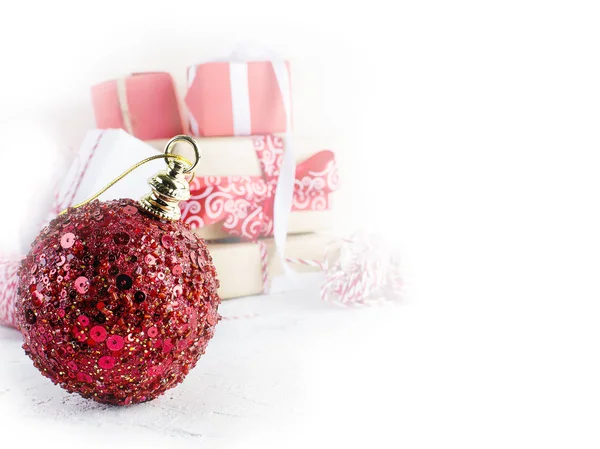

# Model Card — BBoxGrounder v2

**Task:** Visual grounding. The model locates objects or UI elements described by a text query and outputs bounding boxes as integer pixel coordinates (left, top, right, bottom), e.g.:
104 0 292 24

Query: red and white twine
53 131 106 216
258 240 269 294
285 257 326 270
0 257 23 328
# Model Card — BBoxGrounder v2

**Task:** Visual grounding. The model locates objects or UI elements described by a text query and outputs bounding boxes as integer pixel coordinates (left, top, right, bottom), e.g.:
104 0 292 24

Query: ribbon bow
179 135 338 241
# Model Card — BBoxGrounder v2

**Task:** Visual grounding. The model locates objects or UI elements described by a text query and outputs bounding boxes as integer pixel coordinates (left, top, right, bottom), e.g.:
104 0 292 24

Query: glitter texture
16 199 221 406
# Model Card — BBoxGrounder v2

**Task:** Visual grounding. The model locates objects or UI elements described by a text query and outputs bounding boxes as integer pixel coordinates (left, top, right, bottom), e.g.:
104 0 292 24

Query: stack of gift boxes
90 63 339 300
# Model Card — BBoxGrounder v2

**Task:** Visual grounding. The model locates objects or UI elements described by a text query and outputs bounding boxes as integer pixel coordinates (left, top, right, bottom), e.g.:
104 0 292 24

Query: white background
1 1 600 448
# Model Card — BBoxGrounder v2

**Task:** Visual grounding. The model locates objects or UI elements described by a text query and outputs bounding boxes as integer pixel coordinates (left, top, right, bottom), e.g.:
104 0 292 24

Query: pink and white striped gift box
185 61 292 137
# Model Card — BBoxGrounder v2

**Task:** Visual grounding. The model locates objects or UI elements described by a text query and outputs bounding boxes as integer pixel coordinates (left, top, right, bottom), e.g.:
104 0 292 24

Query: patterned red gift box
147 134 338 242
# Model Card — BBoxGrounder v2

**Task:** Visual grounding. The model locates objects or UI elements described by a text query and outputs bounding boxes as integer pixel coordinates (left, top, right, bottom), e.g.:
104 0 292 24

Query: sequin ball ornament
15 136 221 405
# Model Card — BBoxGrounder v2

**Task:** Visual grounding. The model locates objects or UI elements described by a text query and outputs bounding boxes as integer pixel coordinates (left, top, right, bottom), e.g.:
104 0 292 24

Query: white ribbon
269 60 295 271
57 129 162 207
186 66 200 136
229 62 252 136
230 45 295 271
116 78 133 134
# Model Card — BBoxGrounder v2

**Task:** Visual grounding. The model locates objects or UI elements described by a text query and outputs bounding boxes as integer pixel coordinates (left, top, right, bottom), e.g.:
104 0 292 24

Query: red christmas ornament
15 136 221 405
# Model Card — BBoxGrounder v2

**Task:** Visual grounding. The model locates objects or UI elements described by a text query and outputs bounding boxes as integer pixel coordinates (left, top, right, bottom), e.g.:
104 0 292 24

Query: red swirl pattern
180 135 338 241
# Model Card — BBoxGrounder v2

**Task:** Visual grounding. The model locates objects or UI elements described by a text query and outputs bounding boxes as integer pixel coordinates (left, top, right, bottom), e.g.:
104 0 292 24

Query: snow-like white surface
0 277 404 449
2 272 600 449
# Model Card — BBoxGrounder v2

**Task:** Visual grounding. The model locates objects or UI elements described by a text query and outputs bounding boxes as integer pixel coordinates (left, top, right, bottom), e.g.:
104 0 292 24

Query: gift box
185 61 291 137
209 233 338 299
91 72 185 140
147 134 338 241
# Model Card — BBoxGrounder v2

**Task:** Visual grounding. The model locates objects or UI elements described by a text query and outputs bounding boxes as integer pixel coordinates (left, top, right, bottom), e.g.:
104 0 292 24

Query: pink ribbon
179 134 338 241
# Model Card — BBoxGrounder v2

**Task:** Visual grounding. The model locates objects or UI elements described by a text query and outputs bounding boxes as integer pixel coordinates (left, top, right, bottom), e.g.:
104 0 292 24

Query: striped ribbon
259 240 269 294
0 257 23 328
116 79 134 135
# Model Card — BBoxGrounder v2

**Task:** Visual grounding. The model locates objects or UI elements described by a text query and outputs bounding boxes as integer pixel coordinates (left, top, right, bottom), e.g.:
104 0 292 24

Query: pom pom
321 233 402 307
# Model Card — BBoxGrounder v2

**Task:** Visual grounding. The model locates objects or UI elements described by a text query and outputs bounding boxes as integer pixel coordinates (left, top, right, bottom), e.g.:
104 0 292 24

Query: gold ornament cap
139 135 200 221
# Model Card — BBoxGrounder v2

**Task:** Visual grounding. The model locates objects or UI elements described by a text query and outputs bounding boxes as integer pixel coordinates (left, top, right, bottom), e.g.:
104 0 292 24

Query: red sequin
77 372 93 383
16 199 221 406
60 233 75 249
98 355 116 370
161 235 174 249
147 326 158 338
106 335 124 351
74 276 90 294
90 325 108 342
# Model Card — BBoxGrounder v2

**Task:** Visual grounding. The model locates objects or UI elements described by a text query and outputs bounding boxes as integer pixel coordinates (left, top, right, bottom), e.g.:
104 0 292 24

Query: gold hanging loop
60 135 201 222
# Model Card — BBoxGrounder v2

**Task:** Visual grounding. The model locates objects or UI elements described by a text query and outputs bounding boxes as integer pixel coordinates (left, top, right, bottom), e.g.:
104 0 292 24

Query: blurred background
1 1 600 447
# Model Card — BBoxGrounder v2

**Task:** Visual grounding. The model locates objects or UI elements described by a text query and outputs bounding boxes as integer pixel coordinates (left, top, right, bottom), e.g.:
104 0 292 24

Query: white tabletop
2 270 599 449
0 276 403 449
